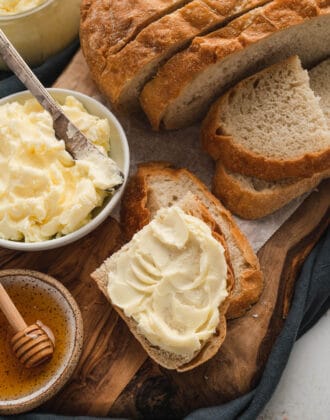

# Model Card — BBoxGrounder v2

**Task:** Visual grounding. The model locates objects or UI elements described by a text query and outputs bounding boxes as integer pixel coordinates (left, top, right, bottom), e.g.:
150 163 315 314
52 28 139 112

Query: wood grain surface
0 50 328 418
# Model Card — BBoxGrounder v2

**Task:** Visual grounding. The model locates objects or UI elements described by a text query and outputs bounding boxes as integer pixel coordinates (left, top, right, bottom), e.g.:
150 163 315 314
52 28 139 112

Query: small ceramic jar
0 0 80 70
0 269 84 414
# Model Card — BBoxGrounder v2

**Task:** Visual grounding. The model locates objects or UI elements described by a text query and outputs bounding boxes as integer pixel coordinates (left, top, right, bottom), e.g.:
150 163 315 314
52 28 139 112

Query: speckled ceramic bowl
0 88 129 252
0 269 83 415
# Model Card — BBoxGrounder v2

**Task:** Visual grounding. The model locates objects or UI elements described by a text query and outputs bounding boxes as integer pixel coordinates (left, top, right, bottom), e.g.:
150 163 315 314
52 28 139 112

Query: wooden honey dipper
0 282 55 368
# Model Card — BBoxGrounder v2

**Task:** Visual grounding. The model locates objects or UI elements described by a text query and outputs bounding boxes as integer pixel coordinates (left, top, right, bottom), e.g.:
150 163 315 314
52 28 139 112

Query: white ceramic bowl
0 0 80 70
0 88 130 251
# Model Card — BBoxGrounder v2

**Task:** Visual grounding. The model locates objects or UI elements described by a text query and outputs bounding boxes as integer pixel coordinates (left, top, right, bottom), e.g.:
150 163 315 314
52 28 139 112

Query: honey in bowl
0 274 75 402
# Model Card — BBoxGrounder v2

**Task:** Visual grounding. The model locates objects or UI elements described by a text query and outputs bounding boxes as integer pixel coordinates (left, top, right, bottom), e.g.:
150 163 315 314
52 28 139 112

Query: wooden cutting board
1 50 329 419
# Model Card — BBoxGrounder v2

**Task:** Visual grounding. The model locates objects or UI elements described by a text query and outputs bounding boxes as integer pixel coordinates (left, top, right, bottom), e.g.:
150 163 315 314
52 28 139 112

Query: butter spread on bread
92 192 234 371
108 206 228 358
121 162 263 320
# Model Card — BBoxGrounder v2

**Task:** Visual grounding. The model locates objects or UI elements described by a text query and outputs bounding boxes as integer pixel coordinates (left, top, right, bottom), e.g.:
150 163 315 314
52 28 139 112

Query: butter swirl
108 206 228 358
0 96 114 242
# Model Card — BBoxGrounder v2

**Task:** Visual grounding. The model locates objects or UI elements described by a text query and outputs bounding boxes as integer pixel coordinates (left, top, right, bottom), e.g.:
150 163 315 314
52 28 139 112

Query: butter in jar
0 1 47 15
0 0 80 70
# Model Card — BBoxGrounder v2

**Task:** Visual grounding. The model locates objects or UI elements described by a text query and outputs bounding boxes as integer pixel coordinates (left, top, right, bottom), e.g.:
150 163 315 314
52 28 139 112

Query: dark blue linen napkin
186 227 330 420
0 40 79 99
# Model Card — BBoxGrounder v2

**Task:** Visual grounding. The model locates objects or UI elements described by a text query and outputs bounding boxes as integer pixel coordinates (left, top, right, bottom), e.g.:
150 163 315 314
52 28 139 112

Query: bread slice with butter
91 192 234 371
120 162 263 319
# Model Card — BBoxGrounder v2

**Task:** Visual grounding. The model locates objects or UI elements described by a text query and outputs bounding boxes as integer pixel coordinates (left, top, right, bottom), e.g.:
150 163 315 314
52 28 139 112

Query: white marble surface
259 310 330 420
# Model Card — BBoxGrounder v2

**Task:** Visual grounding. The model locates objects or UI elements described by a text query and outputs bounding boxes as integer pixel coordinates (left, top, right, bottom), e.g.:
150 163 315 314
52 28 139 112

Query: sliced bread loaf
140 0 330 130
91 192 235 372
213 163 330 219
100 0 270 108
80 0 192 85
210 56 330 218
201 56 330 181
121 162 263 319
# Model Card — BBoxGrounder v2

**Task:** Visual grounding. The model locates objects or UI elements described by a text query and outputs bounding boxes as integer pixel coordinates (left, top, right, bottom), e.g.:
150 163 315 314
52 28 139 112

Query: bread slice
140 0 330 130
91 192 235 372
201 56 330 181
80 0 192 85
121 162 263 319
213 163 330 219
309 57 330 124
100 0 270 108
210 56 330 218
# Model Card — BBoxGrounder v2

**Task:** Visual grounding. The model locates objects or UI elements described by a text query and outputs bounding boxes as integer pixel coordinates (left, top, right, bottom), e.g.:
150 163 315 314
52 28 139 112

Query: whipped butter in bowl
108 206 229 360
0 89 129 251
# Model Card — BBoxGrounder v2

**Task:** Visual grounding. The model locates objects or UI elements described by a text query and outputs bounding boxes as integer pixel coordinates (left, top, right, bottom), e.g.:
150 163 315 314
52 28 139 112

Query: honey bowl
0 269 83 415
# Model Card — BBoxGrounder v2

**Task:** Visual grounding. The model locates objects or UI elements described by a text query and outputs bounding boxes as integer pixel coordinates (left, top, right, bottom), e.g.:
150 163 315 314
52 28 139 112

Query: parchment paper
97 94 311 253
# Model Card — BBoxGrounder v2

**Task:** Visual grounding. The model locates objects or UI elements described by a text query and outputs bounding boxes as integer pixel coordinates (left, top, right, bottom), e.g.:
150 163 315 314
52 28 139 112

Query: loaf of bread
140 0 330 129
121 162 263 319
201 56 330 181
92 192 234 371
95 0 270 109
80 0 190 81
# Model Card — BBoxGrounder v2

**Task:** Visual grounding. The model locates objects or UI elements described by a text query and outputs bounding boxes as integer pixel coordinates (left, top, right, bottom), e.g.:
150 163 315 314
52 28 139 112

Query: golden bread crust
80 0 191 86
120 162 263 319
140 0 329 129
96 0 270 107
99 0 223 106
201 69 330 181
213 163 330 219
